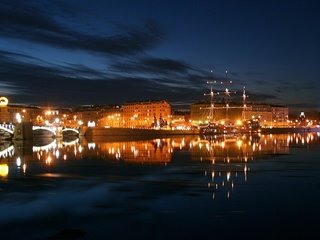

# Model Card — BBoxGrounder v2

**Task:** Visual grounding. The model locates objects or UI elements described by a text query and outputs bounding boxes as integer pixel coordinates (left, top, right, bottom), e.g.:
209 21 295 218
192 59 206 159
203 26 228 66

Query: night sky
0 0 319 111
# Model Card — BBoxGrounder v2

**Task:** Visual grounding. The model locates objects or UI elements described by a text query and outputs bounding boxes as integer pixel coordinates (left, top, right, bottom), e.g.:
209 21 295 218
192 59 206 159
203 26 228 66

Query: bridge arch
32 139 57 152
0 145 14 158
62 128 79 135
32 126 57 136
62 138 79 146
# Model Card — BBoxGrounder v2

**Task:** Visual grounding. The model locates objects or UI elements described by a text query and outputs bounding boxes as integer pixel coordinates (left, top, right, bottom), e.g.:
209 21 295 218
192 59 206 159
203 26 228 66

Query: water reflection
0 133 319 184
0 133 319 239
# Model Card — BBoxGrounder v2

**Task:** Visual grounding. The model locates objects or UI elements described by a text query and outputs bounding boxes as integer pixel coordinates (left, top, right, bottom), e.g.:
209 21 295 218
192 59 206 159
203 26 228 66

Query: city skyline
0 0 319 112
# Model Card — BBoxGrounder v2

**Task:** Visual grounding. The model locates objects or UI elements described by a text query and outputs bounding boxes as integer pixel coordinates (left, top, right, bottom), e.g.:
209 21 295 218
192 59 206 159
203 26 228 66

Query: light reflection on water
0 132 319 239
0 132 319 176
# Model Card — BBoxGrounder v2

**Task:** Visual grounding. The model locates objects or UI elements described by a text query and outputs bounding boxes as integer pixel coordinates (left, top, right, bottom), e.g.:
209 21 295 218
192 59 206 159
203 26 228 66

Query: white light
16 157 21 167
88 121 96 127
55 150 60 159
16 113 22 123
88 143 96 150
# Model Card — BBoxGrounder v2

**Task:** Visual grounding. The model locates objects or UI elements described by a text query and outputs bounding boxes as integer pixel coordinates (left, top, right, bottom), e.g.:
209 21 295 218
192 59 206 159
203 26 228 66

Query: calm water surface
0 133 320 239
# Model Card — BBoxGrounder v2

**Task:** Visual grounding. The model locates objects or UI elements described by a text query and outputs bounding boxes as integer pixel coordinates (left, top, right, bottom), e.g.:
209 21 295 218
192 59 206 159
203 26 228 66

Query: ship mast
242 86 248 120
204 80 218 123
222 70 236 121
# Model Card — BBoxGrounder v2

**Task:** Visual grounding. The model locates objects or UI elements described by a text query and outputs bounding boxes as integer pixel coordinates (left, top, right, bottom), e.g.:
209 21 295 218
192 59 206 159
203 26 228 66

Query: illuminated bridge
0 123 14 135
0 123 80 139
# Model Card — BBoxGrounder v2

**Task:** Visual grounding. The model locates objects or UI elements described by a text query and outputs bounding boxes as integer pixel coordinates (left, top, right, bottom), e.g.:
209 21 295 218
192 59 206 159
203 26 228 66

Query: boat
238 118 261 133
199 71 261 136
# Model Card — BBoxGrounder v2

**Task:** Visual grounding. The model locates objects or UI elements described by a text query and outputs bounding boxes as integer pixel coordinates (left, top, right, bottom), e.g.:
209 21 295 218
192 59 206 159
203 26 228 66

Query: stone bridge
0 123 81 140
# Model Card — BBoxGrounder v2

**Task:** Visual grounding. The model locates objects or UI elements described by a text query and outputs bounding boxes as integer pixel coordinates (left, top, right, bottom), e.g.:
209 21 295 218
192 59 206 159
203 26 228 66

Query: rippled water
0 132 320 239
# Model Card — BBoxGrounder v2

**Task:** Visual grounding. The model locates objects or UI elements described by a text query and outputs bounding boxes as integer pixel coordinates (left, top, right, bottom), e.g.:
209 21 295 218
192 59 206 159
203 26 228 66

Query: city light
16 113 22 123
0 164 9 177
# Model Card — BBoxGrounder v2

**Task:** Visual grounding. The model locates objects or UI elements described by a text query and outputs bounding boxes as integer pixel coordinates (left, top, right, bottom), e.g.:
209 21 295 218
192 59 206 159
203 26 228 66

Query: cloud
111 57 191 75
5 49 311 110
141 58 190 73
0 1 164 56
0 51 207 106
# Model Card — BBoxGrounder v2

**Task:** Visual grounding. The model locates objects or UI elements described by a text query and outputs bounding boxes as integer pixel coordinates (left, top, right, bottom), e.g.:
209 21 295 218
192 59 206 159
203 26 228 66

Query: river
0 132 319 239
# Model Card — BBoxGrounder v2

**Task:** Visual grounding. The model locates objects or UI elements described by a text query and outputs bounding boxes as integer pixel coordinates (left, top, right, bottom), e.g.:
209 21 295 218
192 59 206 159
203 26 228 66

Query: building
99 105 122 128
242 104 289 127
0 104 42 124
72 105 122 127
171 110 191 129
242 104 273 127
122 100 172 128
190 102 243 125
191 102 289 127
271 105 289 127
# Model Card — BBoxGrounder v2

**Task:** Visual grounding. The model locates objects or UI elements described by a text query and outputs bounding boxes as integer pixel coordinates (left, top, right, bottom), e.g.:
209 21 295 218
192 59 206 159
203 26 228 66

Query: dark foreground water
0 132 320 239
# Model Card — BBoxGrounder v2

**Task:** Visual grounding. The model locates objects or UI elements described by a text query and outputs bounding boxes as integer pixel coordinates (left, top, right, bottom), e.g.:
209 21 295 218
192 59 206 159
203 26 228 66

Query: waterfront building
122 100 172 128
243 104 289 127
271 105 289 127
99 105 122 128
72 105 122 127
191 102 289 127
171 110 191 129
190 102 243 125
39 108 62 126
242 104 273 127
0 104 42 124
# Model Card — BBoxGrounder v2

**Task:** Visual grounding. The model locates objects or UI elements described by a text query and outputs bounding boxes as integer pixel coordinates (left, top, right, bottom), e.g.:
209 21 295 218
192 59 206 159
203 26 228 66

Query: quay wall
261 127 319 134
83 127 199 138
82 127 319 138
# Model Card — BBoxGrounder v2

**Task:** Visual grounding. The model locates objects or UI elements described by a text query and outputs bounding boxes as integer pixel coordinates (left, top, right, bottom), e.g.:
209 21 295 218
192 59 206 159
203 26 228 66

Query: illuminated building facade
122 100 172 128
171 111 191 129
72 105 122 127
242 104 273 127
99 106 122 128
271 105 289 127
243 104 289 127
190 102 243 125
191 102 289 127
0 104 42 124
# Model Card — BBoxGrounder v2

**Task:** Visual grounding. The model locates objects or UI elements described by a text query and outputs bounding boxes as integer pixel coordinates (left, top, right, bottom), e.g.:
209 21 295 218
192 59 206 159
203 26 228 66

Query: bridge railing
0 123 15 130
0 123 15 134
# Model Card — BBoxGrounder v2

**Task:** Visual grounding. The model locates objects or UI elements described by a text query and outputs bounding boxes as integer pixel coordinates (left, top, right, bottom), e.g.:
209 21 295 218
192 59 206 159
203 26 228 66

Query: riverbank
83 127 199 141
261 127 320 134
82 126 319 139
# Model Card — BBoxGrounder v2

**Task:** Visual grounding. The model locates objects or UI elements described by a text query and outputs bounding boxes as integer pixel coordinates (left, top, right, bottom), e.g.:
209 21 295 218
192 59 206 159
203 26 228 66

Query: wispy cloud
111 58 190 75
0 1 164 56
0 50 208 105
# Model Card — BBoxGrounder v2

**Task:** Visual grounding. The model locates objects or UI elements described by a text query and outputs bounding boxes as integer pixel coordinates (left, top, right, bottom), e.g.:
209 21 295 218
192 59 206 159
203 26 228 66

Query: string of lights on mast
204 70 247 123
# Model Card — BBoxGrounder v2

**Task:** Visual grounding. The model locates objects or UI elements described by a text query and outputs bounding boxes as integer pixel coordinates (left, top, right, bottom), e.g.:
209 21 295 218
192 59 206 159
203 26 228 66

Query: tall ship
199 71 261 136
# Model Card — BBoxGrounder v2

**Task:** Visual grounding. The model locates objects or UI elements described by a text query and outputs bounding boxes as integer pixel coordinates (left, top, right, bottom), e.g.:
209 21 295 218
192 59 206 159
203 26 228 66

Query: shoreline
80 127 320 141
261 127 320 134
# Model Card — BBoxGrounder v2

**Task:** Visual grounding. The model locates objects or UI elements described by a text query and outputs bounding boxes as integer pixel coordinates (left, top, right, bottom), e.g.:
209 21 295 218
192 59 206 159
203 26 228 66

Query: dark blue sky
0 0 319 111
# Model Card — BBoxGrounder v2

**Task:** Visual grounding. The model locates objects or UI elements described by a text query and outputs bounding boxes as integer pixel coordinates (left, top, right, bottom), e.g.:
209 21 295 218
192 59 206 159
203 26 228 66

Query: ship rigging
199 71 260 135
